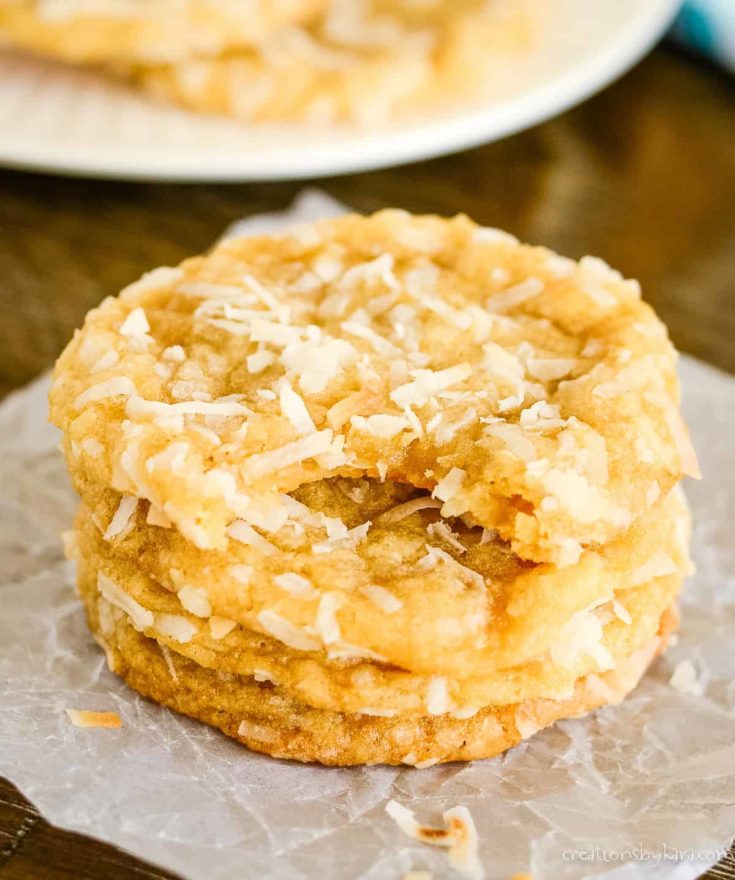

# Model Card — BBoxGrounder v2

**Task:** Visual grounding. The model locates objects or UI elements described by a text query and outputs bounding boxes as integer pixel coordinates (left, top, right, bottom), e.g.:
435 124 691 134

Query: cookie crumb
66 709 122 729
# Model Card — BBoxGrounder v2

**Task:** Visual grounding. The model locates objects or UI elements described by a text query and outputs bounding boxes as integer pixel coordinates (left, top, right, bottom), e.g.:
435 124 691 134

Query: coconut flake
279 383 317 435
274 572 317 599
177 585 212 618
209 616 237 639
358 707 397 718
390 365 473 409
526 358 577 381
126 396 250 419
432 467 466 503
629 553 678 586
486 278 543 313
66 709 122 729
227 521 279 556
247 350 276 373
74 376 137 409
242 430 337 478
385 802 484 880
350 413 409 438
669 660 704 696
379 497 442 523
257 610 320 652
146 504 172 527
341 320 402 357
103 495 138 541
359 584 403 613
316 593 342 644
155 613 197 643
427 521 466 554
426 677 451 715
612 600 632 625
97 573 153 632
119 307 150 338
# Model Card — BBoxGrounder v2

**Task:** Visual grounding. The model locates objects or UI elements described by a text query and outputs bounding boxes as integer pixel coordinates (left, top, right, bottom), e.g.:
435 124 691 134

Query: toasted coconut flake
209 616 237 640
162 344 185 363
274 572 317 599
359 707 397 717
66 709 122 730
177 585 212 618
385 802 484 880
358 584 404 613
257 610 320 652
103 495 138 541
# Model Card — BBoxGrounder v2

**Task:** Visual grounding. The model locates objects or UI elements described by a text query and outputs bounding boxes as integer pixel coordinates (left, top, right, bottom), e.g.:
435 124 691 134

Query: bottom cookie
81 571 677 766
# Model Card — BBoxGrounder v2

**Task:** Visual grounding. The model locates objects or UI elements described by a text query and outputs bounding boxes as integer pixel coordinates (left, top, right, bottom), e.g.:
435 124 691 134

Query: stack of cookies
0 0 536 125
51 210 697 766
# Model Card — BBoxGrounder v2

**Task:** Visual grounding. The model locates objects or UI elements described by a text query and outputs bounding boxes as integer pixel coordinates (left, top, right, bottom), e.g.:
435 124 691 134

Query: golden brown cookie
79 564 677 766
72 499 686 715
71 475 691 681
51 211 698 566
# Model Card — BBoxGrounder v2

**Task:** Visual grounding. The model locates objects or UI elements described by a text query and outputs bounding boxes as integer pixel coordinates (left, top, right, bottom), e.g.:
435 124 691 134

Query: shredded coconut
257 610 320 652
177 585 212 618
385 801 484 880
274 572 317 599
103 495 138 541
358 584 403 613
65 709 122 730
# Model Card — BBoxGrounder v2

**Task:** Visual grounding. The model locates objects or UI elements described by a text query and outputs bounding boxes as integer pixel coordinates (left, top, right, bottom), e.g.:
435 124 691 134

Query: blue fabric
670 0 735 70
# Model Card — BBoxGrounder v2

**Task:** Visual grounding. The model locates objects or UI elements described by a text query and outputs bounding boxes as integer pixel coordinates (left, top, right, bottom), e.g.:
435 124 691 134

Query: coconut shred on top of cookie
50 211 699 565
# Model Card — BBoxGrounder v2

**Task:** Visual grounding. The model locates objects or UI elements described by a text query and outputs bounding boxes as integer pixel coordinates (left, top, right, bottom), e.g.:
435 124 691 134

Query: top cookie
50 210 698 564
0 0 327 65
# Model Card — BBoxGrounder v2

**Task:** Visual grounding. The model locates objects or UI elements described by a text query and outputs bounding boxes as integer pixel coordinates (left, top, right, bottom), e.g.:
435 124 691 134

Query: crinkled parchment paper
1 192 734 880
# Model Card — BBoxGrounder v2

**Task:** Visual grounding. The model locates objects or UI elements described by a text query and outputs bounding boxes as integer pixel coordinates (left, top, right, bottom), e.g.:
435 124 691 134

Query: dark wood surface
0 46 733 880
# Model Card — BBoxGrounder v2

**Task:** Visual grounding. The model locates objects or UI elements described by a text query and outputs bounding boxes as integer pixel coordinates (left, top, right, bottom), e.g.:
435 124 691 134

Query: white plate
0 0 681 182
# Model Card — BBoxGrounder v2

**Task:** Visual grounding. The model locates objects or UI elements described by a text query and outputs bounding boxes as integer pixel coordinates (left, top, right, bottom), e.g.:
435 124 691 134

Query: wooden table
0 46 733 880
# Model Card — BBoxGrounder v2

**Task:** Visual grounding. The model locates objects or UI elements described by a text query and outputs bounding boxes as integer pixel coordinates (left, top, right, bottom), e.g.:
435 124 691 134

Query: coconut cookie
131 0 536 126
78 563 677 766
0 0 327 65
51 211 698 565
73 501 686 716
71 474 691 680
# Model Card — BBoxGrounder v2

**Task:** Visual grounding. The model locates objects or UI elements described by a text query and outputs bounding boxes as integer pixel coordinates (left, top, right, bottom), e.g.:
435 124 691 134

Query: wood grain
0 45 733 880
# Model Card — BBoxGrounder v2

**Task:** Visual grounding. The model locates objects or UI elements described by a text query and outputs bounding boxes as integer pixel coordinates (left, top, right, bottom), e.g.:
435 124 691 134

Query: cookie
132 0 536 126
71 472 691 679
73 501 686 715
79 563 677 766
0 0 327 64
50 211 698 566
